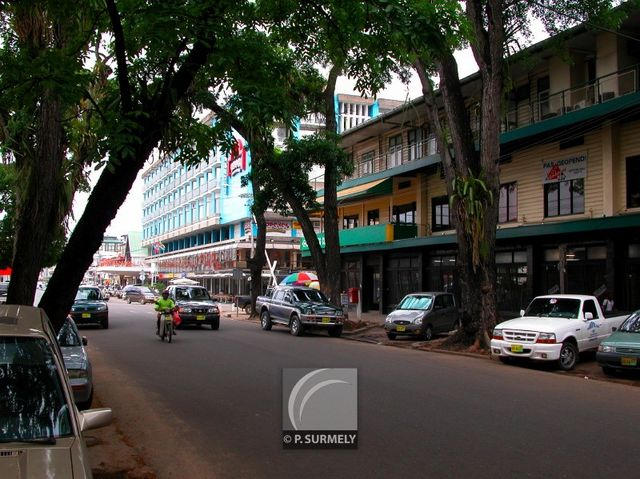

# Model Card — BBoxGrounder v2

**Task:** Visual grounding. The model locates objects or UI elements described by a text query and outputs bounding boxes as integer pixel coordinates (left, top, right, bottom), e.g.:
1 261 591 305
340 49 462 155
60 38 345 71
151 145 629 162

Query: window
343 215 358 229
544 179 585 217
537 76 551 119
367 209 380 225
583 299 599 318
393 202 416 225
626 155 640 208
360 151 374 176
432 196 450 231
499 183 518 223
408 129 422 161
388 134 403 167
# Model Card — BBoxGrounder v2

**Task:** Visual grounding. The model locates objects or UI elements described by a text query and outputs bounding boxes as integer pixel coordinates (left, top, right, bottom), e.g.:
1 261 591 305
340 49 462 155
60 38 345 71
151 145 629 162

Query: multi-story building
142 96 402 297
307 9 640 315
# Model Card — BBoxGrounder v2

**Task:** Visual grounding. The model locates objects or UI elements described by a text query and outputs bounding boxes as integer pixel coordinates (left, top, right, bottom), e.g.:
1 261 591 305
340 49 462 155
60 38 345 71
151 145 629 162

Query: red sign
227 138 247 177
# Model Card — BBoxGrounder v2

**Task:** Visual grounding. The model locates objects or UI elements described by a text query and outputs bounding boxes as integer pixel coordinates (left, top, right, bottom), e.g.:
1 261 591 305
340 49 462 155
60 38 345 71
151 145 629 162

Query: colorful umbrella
280 271 318 286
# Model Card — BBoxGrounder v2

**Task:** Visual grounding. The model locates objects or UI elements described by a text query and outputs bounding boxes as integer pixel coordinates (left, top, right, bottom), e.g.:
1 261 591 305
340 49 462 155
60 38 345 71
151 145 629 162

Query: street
83 299 640 478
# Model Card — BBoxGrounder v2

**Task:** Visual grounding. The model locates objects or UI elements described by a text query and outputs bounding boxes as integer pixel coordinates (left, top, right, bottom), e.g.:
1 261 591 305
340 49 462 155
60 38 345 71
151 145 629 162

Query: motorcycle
159 308 174 343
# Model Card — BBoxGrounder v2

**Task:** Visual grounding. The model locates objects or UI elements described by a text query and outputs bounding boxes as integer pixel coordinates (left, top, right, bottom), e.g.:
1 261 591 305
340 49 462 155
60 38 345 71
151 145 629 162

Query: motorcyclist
154 290 176 335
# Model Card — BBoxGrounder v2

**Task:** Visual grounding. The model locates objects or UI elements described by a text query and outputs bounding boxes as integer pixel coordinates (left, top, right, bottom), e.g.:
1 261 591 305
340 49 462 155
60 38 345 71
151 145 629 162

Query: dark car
70 285 109 329
166 285 220 329
122 285 157 304
257 285 345 337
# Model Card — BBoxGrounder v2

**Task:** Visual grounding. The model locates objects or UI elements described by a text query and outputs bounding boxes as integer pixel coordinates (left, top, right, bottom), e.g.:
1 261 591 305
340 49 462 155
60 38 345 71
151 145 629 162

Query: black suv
166 285 220 330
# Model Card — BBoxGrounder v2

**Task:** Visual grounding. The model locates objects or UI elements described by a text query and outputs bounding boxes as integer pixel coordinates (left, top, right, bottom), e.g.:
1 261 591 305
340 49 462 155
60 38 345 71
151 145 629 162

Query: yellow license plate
621 357 637 366
396 325 406 332
322 317 331 323
196 315 205 320
510 344 523 353
81 313 91 319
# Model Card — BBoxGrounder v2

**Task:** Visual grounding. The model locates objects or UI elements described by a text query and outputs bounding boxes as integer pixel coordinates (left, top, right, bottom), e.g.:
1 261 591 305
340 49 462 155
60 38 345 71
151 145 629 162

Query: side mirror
79 408 112 432
584 312 594 320
520 309 525 317
82 336 88 346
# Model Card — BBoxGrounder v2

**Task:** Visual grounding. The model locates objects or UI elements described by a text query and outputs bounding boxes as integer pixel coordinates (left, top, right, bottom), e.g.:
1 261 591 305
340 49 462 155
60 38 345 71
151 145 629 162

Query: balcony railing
501 65 639 132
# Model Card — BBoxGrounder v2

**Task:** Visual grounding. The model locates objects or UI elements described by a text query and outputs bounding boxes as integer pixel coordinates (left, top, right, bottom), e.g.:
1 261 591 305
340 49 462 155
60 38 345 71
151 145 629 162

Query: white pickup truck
490 294 628 370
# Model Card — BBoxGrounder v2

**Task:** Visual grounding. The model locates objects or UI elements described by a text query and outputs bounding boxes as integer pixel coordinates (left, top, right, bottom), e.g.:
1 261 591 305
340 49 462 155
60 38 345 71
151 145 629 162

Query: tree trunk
39 135 156 329
248 209 267 317
8 94 65 307
320 63 343 306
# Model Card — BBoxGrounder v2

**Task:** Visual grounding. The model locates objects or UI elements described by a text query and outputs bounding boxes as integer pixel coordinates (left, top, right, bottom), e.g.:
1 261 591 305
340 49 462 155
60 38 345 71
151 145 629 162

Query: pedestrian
602 293 614 312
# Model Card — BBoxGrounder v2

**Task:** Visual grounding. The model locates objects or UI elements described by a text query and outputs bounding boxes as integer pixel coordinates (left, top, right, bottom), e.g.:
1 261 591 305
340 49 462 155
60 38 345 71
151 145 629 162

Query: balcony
501 65 639 133
300 223 418 252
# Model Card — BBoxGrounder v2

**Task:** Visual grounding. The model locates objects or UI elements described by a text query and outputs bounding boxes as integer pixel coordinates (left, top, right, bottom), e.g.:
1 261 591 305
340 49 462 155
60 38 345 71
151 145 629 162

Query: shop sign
227 138 247 177
266 221 289 235
542 154 587 184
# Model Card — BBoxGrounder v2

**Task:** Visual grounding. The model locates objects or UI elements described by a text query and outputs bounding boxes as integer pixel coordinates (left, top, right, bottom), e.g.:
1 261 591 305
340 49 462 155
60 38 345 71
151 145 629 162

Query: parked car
70 285 109 329
165 285 220 329
491 294 628 370
57 316 93 410
0 281 8 303
122 285 157 304
597 309 639 375
0 303 112 478
384 292 460 340
256 285 345 337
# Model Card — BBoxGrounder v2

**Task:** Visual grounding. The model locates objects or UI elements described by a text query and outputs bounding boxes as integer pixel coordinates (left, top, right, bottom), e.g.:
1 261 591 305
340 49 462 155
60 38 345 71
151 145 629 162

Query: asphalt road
82 299 640 479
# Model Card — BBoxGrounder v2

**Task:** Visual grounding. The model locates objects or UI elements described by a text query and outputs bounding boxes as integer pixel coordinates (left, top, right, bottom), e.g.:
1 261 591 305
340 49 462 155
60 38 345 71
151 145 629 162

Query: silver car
0 304 112 478
57 316 93 410
384 292 460 340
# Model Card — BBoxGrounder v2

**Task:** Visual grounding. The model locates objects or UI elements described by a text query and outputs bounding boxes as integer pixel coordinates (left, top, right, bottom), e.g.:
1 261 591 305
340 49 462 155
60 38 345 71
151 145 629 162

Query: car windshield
0 337 73 441
397 295 433 311
524 298 581 319
140 287 153 294
176 288 211 300
618 311 640 333
75 288 100 301
56 320 82 347
292 289 328 303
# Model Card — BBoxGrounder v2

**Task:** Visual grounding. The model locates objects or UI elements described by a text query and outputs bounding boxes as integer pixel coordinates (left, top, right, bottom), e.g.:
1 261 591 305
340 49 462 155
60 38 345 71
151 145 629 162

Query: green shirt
155 297 175 312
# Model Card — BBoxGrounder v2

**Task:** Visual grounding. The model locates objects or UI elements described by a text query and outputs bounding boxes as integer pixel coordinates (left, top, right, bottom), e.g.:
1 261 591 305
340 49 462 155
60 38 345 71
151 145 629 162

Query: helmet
162 290 169 296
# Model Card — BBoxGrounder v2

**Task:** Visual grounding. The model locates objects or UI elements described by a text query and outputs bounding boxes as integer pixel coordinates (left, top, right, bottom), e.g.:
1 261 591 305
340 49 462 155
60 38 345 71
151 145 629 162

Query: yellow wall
617 121 640 213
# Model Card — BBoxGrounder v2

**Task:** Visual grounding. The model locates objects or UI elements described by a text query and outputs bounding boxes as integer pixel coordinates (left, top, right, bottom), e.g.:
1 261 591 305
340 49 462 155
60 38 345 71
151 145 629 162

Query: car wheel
261 310 272 331
558 341 578 371
328 325 343 338
127 297 132 304
386 332 397 340
102 318 109 329
423 325 433 341
602 366 617 376
243 303 252 315
211 318 220 330
290 316 303 336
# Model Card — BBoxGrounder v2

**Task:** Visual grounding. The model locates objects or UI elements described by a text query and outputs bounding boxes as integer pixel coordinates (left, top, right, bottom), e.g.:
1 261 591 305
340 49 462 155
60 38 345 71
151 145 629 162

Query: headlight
385 316 392 323
208 307 218 313
413 317 423 325
96 304 107 311
181 308 192 313
598 344 615 353
492 329 503 340
336 310 344 317
67 369 88 379
536 332 556 344
302 307 314 314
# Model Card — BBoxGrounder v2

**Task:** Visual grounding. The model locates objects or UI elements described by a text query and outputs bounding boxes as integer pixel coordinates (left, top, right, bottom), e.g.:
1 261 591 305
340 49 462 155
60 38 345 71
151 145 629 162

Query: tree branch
104 0 132 113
